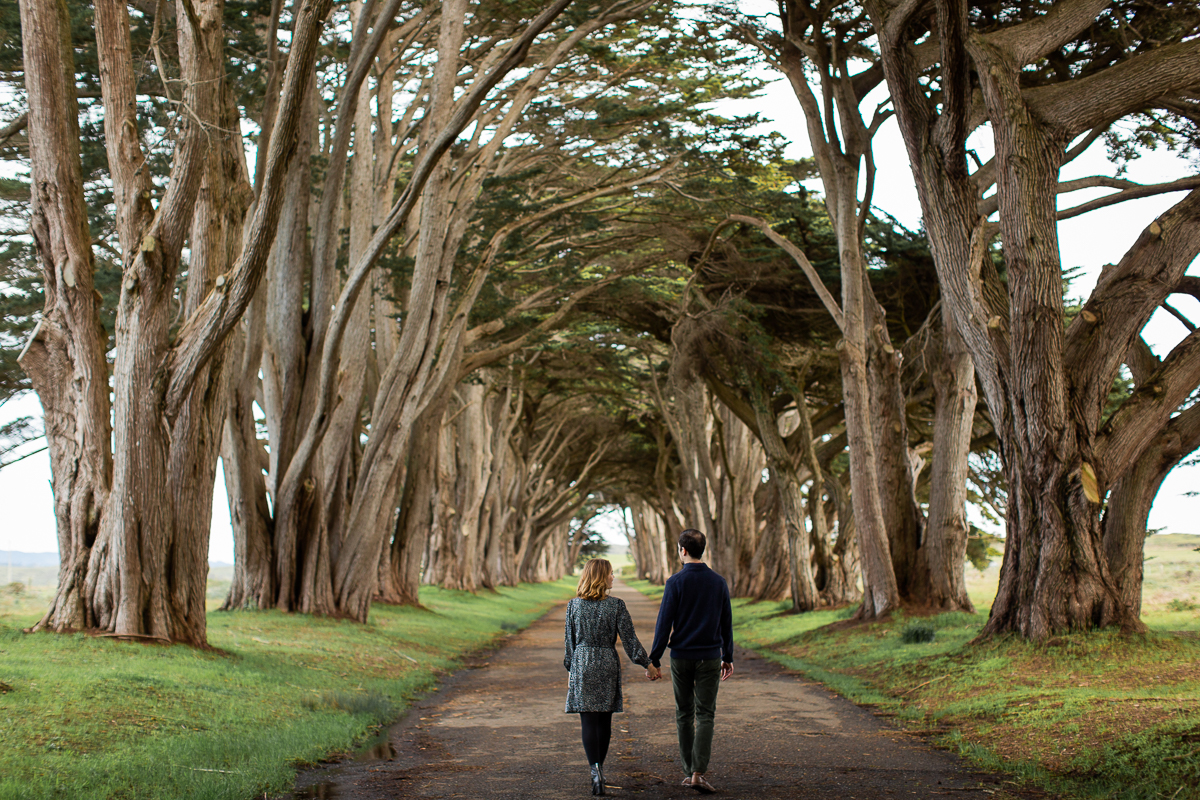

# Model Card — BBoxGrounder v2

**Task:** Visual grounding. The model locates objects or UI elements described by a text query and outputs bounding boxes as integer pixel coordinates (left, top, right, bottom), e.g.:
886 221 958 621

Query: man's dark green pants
670 657 722 775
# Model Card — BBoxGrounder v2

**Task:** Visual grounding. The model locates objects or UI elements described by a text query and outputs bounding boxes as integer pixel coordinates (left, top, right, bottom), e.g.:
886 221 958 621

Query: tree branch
1097 327 1200 485
726 214 845 331
1066 188 1200 434
1027 40 1200 140
980 0 1112 70
1124 336 1160 386
1055 176 1200 222
163 0 333 416
273 0 578 523
0 113 27 146
979 175 1200 220
1161 301 1197 333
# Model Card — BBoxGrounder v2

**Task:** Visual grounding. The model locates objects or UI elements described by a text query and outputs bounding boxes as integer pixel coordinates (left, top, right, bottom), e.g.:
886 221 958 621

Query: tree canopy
3 0 1197 645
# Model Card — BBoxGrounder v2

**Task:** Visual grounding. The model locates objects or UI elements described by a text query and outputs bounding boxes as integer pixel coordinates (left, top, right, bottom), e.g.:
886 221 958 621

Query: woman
564 558 652 796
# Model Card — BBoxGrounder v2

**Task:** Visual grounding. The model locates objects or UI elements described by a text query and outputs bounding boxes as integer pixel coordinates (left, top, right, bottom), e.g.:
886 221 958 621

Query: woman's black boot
590 763 605 796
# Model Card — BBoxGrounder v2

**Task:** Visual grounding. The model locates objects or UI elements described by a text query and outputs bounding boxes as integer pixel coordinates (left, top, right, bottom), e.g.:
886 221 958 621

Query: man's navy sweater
648 562 734 666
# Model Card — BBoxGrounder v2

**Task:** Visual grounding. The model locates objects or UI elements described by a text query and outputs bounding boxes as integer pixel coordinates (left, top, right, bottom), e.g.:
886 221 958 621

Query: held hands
643 663 728 681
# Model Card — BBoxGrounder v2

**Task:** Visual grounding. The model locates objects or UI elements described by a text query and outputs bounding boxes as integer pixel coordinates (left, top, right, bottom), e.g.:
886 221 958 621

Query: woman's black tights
580 711 613 765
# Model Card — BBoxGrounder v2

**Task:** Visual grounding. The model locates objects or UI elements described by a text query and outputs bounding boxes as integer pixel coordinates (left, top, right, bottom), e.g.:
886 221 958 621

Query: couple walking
563 529 734 796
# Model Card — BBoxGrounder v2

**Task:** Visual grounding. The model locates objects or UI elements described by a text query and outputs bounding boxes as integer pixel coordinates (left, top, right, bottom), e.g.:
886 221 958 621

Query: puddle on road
289 732 397 798
357 739 397 761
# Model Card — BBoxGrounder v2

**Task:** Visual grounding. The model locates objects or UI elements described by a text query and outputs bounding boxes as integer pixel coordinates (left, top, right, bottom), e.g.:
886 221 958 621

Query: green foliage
0 415 43 469
900 622 937 644
569 499 611 568
966 528 1003 572
0 579 575 800
456 5 787 340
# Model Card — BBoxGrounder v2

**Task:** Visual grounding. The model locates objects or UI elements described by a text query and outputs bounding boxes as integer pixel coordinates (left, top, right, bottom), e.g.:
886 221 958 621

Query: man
646 529 734 794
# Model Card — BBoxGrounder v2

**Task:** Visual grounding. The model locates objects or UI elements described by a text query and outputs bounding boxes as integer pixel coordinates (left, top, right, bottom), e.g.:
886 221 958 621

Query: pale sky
2 67 1196 561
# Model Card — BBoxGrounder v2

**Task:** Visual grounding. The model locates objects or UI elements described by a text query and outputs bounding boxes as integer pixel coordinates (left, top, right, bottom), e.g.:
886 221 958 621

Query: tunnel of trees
2 0 1198 646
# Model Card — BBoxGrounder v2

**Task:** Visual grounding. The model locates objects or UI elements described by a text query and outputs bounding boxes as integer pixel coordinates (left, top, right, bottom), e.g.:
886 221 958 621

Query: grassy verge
0 578 575 800
625 574 1200 800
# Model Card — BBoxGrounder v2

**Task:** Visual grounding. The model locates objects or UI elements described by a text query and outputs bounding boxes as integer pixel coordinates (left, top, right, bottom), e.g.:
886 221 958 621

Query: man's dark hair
678 529 706 559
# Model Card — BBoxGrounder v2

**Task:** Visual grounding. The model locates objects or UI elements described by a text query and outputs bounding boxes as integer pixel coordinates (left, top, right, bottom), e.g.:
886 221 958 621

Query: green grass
627 562 1200 800
958 533 1200 620
0 578 575 800
2 533 1192 800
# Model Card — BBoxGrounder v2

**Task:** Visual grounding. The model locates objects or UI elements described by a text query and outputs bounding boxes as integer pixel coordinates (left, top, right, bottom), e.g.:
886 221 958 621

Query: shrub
900 623 936 644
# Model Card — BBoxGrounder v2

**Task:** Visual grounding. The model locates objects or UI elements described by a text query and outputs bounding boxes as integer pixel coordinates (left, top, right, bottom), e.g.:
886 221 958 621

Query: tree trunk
744 478 791 601
865 0 1009 619
1109 389 1200 613
752 390 819 609
376 389 453 605
296 71 378 613
924 321 977 612
866 286 926 602
24 0 331 644
20 0 113 634
378 439 434 606
219 292 274 610
711 401 766 596
971 40 1133 638
823 474 862 605
792 387 848 606
663 377 721 557
627 499 675 584
81 0 225 645
168 66 253 633
832 167 901 618
774 27 901 618
262 81 317 610
866 0 1200 638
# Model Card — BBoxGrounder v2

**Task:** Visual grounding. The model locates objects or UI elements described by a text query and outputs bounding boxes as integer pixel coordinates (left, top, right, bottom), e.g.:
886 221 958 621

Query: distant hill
1 552 236 568
1 551 59 567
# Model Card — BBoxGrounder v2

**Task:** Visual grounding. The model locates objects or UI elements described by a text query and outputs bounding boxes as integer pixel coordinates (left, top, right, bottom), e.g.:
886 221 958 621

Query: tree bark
376 387 453 605
169 61 254 632
1103 403 1200 616
262 81 317 610
745 480 792 602
924 321 977 612
751 390 819 609
969 34 1139 638
73 0 225 645
866 284 927 603
19 0 113 634
219 289 274 610
23 0 332 644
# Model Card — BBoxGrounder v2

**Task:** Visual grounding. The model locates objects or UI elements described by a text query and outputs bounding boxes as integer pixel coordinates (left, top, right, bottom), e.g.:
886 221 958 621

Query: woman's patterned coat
563 596 651 713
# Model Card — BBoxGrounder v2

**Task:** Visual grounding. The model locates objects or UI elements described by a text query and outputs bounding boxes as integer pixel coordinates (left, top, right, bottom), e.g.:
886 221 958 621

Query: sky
1 47 1197 561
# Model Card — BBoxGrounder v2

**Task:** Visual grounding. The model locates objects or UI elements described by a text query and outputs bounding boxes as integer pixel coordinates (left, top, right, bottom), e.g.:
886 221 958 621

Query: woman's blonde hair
576 559 612 601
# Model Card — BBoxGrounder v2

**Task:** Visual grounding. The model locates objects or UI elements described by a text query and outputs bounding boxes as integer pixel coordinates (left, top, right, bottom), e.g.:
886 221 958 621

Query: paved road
285 580 1012 799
